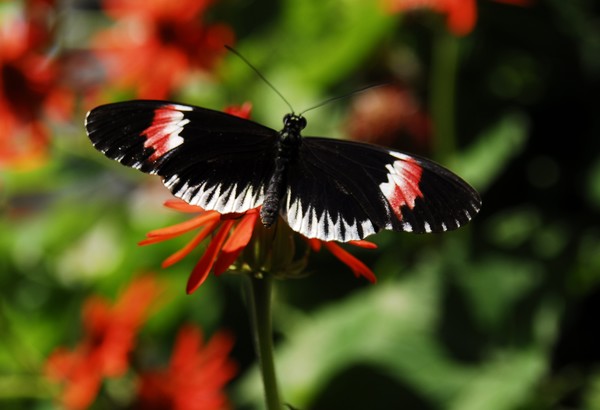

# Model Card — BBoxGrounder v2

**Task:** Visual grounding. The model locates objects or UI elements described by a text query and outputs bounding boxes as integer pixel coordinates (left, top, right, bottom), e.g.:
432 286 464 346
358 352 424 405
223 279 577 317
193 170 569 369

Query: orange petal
348 240 378 249
213 211 259 275
161 219 220 268
138 235 173 246
163 199 205 213
307 238 322 251
446 0 477 36
186 220 235 294
324 242 377 283
141 211 221 243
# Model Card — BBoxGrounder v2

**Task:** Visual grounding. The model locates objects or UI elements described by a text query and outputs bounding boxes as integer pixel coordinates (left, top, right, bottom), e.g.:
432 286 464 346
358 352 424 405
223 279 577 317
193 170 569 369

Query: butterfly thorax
259 114 306 227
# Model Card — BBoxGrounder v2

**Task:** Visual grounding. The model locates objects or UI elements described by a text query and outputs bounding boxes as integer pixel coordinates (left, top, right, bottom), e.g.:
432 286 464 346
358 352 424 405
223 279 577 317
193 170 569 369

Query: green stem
430 29 460 160
248 274 282 410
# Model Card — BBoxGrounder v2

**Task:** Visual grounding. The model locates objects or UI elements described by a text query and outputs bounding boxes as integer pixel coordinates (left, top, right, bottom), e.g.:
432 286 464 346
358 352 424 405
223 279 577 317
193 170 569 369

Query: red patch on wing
380 157 424 220
142 105 187 162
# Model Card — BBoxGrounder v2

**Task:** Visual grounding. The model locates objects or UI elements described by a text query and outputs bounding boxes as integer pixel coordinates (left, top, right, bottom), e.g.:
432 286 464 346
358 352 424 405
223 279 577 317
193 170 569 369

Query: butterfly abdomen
259 114 304 227
259 155 287 227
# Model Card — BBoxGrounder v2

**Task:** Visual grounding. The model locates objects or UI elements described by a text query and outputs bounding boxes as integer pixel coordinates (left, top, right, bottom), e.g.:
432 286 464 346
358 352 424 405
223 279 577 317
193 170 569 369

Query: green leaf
453 254 542 332
451 112 529 191
447 349 547 410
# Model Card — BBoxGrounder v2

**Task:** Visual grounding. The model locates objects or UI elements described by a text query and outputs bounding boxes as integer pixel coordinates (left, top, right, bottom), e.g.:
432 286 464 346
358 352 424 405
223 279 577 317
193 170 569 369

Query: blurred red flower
345 84 431 154
135 325 237 410
93 0 235 98
385 0 532 36
45 275 161 410
222 101 253 119
0 10 73 169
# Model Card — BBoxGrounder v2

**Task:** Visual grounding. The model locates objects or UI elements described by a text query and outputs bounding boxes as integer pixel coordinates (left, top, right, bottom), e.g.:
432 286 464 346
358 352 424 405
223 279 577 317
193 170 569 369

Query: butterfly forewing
281 138 481 241
85 100 277 214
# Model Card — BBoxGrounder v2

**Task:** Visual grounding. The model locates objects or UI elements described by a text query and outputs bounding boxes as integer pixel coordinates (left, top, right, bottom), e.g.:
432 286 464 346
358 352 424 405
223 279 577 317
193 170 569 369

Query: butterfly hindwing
281 137 481 241
85 100 278 214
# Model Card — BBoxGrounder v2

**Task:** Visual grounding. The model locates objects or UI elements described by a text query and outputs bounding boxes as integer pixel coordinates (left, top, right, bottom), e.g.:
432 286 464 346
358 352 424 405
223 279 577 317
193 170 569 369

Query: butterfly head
283 113 307 134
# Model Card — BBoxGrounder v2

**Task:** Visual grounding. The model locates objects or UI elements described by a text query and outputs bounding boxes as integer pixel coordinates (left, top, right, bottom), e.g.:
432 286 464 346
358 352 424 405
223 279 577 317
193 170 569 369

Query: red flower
345 85 431 154
92 0 234 98
0 9 73 169
141 199 378 292
140 200 260 294
135 325 237 410
385 0 532 36
45 275 161 410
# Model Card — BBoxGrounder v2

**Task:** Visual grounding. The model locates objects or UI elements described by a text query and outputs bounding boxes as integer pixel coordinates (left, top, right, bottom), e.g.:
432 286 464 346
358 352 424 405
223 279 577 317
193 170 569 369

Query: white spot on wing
379 160 422 210
314 211 327 239
299 206 314 237
194 183 215 207
172 179 265 213
218 184 236 212
171 104 194 111
141 105 195 163
341 218 358 241
309 208 320 238
233 185 256 212
178 181 193 202
388 151 415 161
164 174 179 188
378 155 424 226
289 198 304 233
324 212 338 239
279 190 375 241
360 219 376 237
206 184 223 209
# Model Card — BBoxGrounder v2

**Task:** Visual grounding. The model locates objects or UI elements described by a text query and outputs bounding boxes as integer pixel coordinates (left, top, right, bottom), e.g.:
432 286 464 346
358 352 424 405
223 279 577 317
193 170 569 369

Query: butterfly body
261 113 305 227
85 100 481 242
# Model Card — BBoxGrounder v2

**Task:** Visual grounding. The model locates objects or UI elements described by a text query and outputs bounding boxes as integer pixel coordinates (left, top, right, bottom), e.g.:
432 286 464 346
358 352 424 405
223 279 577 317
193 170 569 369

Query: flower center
157 22 180 46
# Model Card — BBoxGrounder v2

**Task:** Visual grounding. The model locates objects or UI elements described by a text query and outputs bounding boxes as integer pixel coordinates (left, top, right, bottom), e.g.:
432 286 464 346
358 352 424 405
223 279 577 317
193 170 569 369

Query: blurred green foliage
2 0 600 409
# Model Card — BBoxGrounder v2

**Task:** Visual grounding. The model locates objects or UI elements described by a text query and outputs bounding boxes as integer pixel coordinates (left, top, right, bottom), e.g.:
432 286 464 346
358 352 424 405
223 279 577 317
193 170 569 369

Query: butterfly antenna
298 84 386 116
225 45 295 113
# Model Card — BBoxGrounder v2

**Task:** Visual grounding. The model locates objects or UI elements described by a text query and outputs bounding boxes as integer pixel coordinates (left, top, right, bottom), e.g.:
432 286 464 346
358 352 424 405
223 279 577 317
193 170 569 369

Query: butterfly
85 100 481 242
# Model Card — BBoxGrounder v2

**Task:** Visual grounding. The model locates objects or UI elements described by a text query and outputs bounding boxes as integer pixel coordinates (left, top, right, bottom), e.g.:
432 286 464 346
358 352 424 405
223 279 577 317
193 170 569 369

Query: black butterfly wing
85 100 278 214
281 137 481 242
